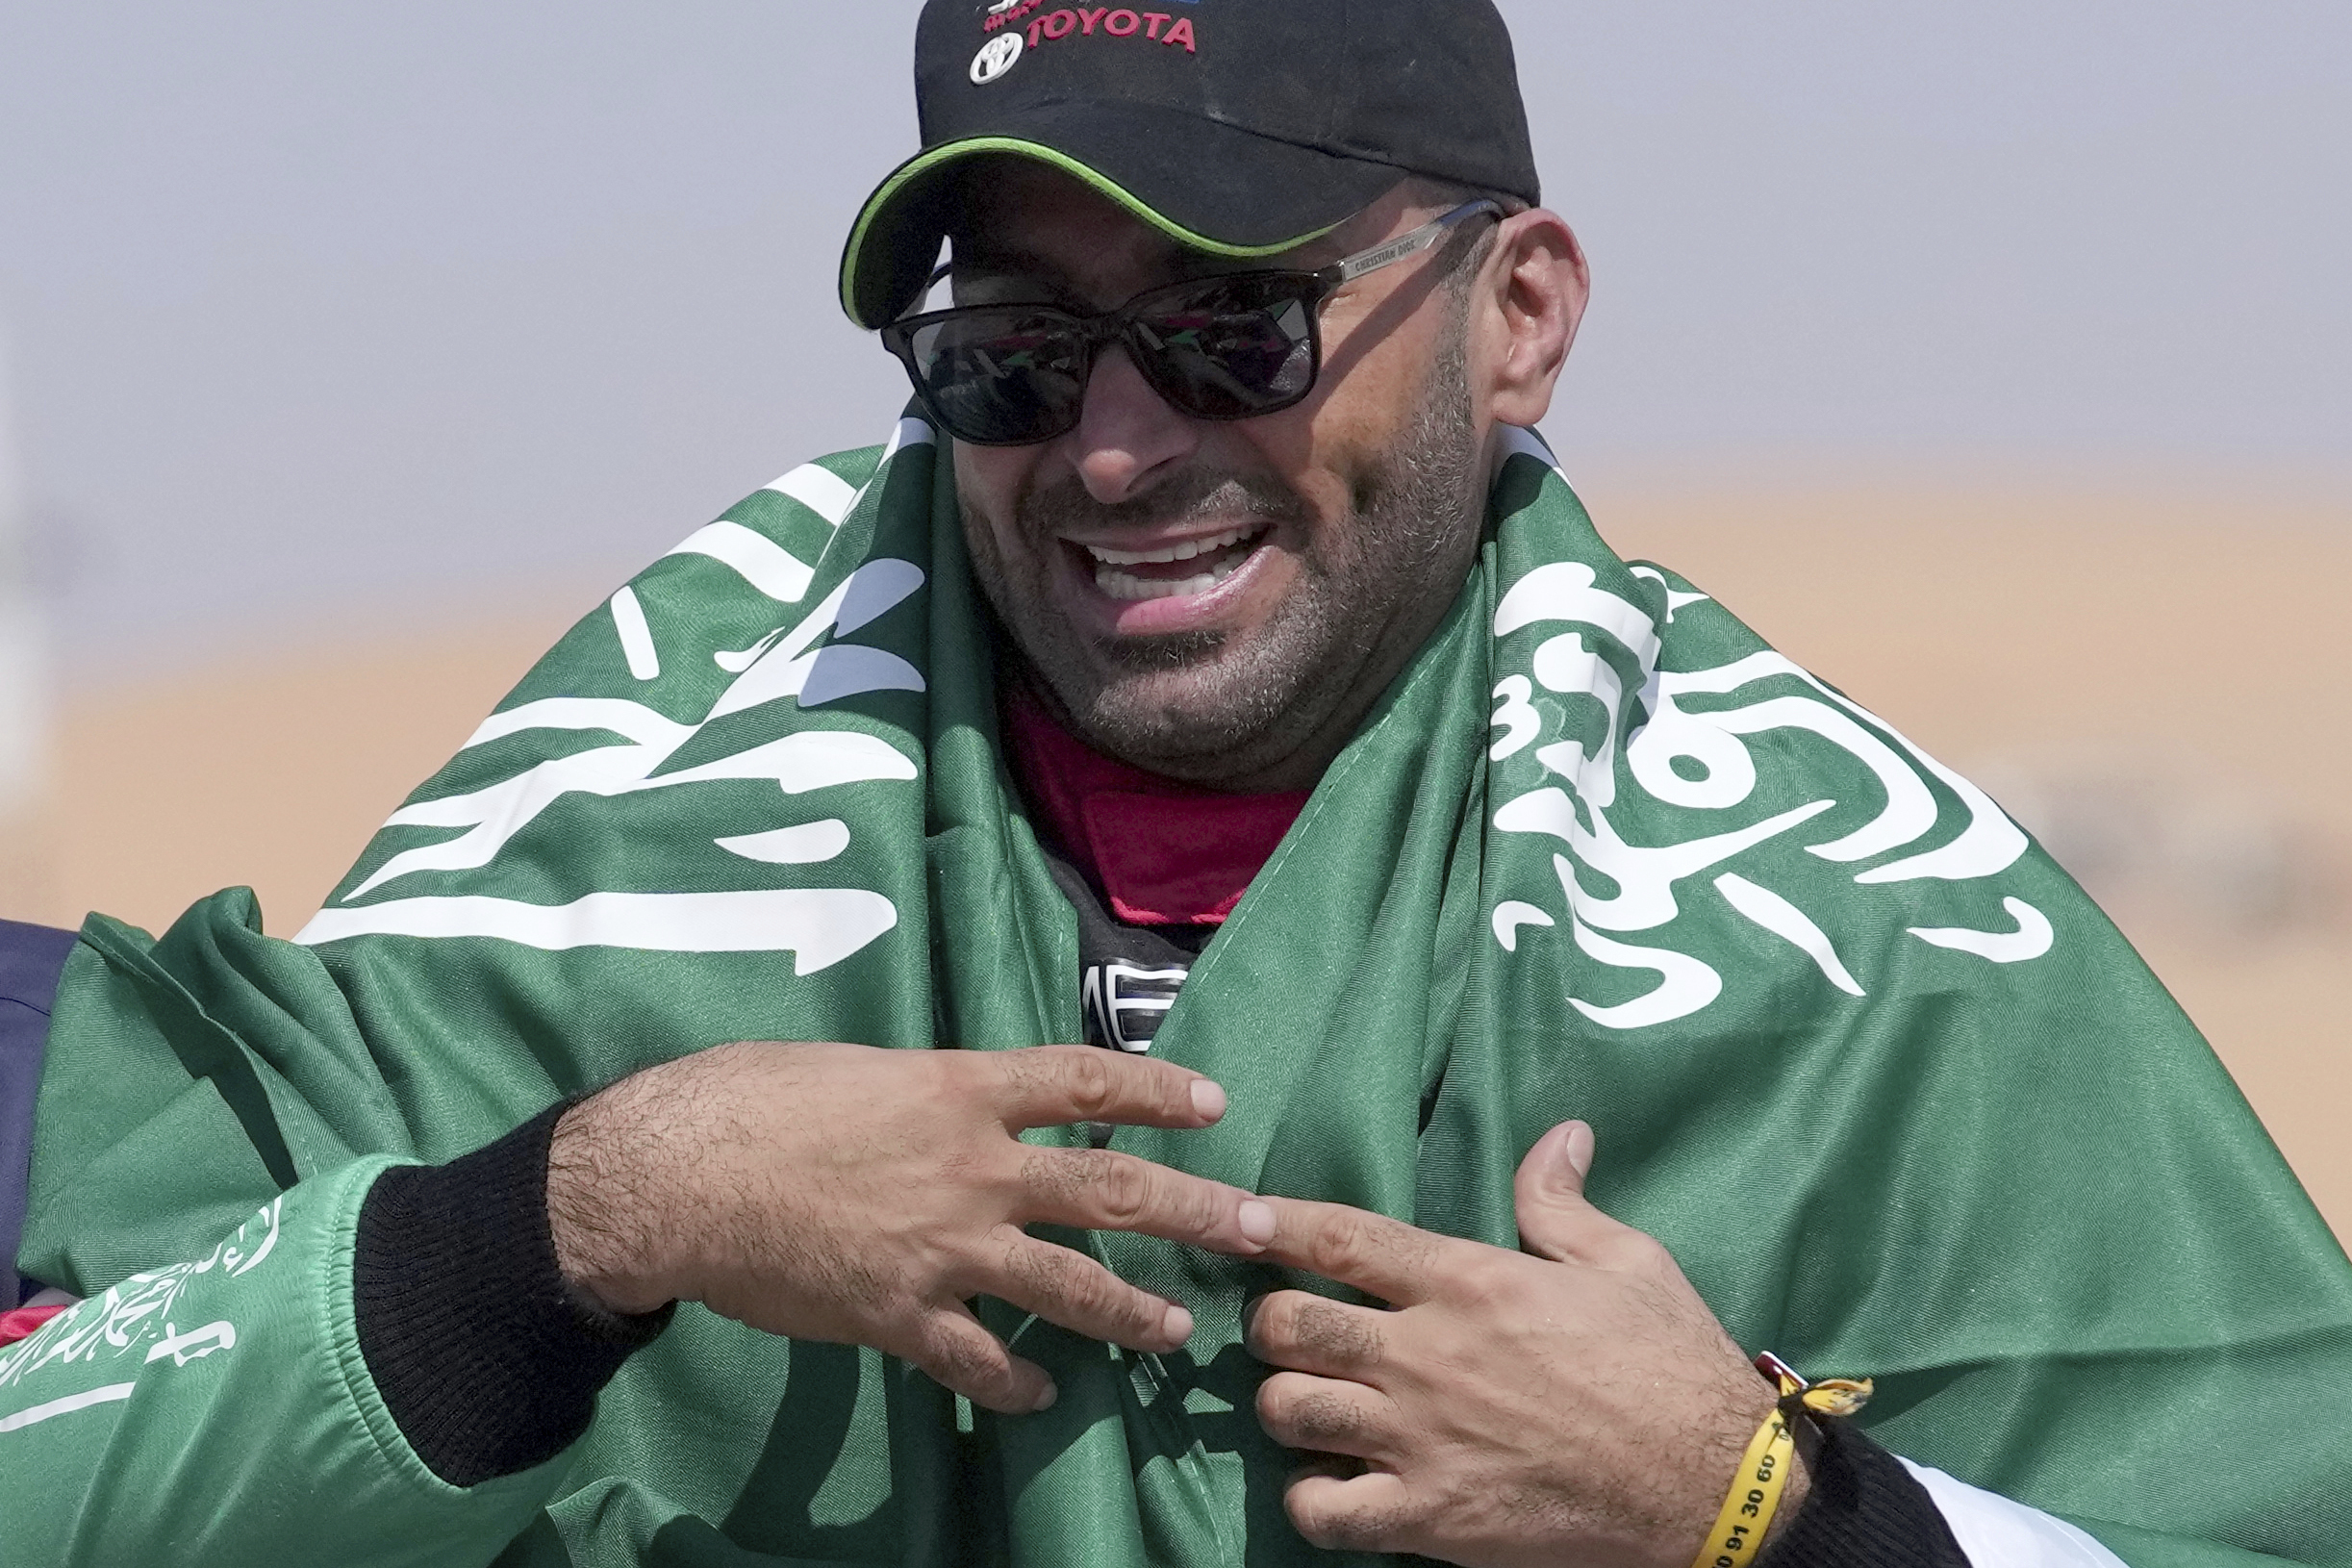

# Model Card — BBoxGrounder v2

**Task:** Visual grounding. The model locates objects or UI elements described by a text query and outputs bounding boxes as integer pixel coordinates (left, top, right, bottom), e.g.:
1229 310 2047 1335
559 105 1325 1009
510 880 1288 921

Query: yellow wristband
1689 1404 1797 1568
1687 1356 1874 1568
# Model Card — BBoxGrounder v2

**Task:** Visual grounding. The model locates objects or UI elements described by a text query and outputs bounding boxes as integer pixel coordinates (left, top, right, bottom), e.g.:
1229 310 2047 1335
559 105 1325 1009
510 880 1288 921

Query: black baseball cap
839 0 1539 329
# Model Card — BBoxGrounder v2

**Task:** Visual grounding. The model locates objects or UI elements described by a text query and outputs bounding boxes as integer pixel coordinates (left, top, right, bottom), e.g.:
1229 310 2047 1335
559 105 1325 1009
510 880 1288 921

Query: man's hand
546 1041 1276 1414
1245 1121 1794 1568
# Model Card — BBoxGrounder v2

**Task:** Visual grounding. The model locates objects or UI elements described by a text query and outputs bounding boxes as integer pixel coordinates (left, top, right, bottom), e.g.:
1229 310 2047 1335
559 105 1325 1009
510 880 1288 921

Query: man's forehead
946 160 1356 288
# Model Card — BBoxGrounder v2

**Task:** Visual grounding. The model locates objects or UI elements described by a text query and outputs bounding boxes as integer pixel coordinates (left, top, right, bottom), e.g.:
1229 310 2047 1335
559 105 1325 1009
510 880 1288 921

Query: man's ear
1477 210 1587 431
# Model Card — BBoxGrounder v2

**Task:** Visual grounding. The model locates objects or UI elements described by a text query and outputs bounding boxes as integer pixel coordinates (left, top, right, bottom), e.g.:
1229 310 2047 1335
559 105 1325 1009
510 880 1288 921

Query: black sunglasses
879 200 1501 447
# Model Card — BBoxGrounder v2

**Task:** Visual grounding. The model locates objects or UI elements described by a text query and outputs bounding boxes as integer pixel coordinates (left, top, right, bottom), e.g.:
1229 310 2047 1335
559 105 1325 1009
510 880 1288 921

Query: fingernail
1564 1121 1595 1179
1031 1381 1058 1413
1238 1199 1276 1249
1189 1079 1227 1121
1161 1304 1195 1345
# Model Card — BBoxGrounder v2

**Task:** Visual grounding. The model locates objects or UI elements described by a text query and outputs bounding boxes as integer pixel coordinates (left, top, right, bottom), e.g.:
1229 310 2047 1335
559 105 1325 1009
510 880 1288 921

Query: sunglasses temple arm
891 262 955 322
1325 200 1502 287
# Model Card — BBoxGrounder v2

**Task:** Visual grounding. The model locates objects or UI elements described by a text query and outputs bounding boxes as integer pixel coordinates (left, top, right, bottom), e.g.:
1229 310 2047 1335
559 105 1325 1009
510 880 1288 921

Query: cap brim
839 104 1412 329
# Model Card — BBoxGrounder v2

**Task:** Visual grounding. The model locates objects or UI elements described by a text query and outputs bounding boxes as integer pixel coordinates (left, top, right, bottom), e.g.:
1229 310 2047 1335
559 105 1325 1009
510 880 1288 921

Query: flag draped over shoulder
16 417 2352 1567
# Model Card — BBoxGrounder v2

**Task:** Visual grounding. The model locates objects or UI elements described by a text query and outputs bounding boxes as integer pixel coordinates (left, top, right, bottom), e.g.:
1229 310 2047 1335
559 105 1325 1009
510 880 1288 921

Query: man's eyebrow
949 234 1317 297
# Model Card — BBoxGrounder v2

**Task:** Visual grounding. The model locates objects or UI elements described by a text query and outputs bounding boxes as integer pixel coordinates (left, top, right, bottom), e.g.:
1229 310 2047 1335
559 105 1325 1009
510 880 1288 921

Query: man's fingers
991 1046 1227 1131
1512 1119 1640 1266
1255 1370 1400 1461
1284 1463 1416 1555
1252 1197 1444 1305
1018 1146 1274 1254
982 1227 1195 1354
1244 1289 1388 1378
900 1302 1055 1415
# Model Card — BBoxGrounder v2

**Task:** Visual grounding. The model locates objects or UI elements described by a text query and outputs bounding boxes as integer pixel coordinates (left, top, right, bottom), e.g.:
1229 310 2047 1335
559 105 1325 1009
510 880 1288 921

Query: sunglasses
880 200 1501 447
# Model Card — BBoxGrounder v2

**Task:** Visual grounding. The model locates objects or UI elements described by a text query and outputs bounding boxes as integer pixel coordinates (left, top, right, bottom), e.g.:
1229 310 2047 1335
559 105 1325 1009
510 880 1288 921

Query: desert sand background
3 477 2344 1237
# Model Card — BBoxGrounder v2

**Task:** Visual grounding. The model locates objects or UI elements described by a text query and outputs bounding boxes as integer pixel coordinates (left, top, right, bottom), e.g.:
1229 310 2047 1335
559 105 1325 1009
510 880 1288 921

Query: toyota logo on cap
970 33 1023 84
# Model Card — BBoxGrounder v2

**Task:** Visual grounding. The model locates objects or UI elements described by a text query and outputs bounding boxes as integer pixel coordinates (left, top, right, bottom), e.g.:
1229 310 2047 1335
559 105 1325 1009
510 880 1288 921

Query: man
4 3 2349 1563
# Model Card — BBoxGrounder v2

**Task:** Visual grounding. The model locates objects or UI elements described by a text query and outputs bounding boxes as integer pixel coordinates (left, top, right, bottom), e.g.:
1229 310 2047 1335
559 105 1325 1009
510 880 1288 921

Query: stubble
963 307 1485 786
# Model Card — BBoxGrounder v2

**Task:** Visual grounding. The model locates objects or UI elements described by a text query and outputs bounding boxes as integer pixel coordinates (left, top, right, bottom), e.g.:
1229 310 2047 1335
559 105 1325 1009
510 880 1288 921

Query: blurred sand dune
4 481 2346 1236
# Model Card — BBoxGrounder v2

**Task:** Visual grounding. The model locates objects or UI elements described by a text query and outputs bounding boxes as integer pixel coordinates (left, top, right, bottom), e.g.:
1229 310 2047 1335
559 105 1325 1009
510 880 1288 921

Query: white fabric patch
1908 897 2057 963
0 1381 135 1434
608 586 661 681
764 463 860 526
664 520 816 603
296 889 898 976
1902 1458 2128 1566
715 820 851 866
1714 872 1865 996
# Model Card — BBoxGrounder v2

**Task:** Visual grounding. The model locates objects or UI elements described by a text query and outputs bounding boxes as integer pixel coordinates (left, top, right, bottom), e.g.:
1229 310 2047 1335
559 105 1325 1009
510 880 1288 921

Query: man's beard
962 321 1483 785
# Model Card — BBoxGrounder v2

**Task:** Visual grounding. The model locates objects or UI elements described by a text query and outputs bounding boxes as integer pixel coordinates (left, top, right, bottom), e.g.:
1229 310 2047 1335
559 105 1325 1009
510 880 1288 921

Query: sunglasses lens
887 275 1323 443
1130 275 1318 419
901 310 1088 444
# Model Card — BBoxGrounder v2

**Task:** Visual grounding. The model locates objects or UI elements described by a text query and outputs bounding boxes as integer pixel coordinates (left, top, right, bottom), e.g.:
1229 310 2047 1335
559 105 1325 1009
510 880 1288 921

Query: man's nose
1067 343 1198 504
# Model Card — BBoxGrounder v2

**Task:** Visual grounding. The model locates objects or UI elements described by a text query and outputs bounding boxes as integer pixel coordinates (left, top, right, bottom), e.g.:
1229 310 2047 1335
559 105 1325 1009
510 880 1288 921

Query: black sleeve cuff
353 1102 675 1487
1756 1418 1973 1568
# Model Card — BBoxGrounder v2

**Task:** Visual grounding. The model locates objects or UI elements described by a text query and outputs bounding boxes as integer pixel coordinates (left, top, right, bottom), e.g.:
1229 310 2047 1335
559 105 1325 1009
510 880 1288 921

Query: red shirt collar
1003 682 1309 927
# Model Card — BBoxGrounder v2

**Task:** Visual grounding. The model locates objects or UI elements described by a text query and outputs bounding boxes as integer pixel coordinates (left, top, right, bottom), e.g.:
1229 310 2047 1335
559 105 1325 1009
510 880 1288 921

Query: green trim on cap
839 137 1344 327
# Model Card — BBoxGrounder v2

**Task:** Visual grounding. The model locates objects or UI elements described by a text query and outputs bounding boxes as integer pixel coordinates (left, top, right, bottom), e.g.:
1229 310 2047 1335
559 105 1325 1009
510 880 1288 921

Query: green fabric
1 1159 569 1564
10 416 2352 1566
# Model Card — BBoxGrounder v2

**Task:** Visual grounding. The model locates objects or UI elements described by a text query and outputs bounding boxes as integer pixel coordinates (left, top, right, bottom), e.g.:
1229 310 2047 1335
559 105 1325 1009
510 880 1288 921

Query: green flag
13 417 2351 1566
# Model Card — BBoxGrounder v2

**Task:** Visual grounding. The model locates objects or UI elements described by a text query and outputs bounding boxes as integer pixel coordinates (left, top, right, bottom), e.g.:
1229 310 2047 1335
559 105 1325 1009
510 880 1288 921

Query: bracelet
1686 1353 1874 1568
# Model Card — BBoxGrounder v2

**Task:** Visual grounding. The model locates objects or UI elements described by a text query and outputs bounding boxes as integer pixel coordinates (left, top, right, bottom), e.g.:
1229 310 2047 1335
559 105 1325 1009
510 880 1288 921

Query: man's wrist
1677 1366 1814 1567
1758 1412 1817 1548
545 1080 679 1316
354 1103 675 1486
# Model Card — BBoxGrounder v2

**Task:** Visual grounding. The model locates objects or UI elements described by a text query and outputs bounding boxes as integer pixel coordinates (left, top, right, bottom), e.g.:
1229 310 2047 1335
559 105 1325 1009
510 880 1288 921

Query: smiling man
933 164 1512 795
7 4 2352 1567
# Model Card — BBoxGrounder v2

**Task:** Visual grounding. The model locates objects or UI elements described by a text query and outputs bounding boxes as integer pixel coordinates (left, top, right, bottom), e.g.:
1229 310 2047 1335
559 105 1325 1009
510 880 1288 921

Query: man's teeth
1083 524 1261 568
1085 523 1267 602
1095 549 1252 601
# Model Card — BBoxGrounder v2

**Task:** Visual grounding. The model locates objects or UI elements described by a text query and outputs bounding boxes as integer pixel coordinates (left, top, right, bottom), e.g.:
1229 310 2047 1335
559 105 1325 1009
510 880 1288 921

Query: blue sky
2 1 2345 677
